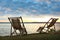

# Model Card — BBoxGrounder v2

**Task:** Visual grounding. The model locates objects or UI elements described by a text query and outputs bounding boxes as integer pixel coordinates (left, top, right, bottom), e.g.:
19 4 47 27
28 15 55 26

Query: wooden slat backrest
47 18 58 28
8 17 22 29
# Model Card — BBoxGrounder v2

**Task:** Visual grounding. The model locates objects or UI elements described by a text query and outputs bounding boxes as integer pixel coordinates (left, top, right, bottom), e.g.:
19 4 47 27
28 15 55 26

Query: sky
0 0 60 22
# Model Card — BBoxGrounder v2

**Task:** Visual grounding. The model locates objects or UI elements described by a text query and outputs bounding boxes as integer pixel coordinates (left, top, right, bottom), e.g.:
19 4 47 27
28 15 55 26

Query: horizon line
0 22 60 23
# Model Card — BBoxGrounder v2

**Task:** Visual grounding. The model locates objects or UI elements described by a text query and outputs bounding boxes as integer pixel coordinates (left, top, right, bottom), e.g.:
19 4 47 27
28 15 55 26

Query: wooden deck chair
8 16 27 36
37 18 58 33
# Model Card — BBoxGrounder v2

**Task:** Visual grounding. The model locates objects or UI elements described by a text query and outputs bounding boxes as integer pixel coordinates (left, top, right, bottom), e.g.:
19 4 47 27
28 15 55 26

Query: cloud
0 14 13 20
12 0 19 2
0 6 60 18
0 0 60 22
0 12 3 14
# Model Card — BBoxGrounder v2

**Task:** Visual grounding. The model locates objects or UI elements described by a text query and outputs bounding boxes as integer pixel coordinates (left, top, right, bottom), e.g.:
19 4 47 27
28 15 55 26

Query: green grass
0 31 60 40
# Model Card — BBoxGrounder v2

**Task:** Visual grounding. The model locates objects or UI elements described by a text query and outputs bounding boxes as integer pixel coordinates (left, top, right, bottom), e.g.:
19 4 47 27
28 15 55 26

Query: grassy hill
0 32 60 40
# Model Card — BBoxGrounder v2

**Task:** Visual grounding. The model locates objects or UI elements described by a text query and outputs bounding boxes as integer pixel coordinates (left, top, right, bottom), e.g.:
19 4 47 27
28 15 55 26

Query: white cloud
0 13 60 22
12 0 19 2
0 6 60 22
0 12 3 14
0 14 13 19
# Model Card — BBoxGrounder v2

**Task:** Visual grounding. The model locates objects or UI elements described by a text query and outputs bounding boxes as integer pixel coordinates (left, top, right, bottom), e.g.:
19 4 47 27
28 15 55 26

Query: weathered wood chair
8 16 27 36
37 18 58 33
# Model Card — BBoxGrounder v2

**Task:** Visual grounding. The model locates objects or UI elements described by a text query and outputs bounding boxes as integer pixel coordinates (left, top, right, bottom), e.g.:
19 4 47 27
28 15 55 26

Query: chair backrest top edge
51 18 58 20
8 17 21 19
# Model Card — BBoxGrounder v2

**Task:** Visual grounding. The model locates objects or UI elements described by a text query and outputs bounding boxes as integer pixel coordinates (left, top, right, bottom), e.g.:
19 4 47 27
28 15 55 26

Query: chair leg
25 30 27 35
40 27 44 33
14 29 17 35
40 29 42 33
46 28 49 33
24 28 27 35
19 29 23 35
10 26 12 36
54 25 56 32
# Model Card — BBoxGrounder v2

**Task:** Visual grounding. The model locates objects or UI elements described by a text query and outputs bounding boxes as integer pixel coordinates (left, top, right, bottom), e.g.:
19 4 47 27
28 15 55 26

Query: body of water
0 22 60 36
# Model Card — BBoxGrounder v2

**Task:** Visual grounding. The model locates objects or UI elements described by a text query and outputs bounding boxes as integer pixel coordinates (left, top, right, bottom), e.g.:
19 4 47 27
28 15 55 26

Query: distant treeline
0 22 60 24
